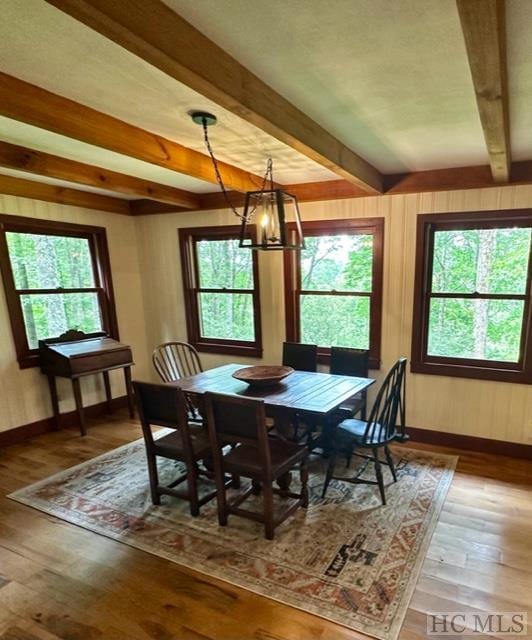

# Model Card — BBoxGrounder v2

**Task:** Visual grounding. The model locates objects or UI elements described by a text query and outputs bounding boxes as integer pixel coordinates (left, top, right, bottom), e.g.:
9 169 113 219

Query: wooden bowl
232 365 294 388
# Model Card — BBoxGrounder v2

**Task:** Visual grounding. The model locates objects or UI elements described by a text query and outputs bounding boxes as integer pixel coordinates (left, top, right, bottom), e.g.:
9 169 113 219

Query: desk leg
102 370 113 413
124 366 135 418
72 378 86 436
47 375 60 430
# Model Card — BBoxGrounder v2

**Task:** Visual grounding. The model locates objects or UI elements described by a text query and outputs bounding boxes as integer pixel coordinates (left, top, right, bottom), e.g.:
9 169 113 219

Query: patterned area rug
9 438 457 640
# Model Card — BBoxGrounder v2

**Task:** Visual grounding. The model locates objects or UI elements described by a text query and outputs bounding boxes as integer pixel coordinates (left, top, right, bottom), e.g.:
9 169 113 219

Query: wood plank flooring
0 412 530 640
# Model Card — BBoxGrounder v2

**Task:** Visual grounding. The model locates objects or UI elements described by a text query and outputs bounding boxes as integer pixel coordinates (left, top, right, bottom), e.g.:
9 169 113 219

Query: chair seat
334 393 365 420
154 426 211 459
222 438 307 477
336 418 390 446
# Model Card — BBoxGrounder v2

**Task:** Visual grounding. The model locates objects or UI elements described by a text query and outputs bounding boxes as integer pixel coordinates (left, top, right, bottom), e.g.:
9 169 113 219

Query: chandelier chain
201 118 273 221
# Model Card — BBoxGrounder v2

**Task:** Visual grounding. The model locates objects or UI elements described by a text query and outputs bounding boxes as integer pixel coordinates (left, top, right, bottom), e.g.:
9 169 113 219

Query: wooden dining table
167 362 375 436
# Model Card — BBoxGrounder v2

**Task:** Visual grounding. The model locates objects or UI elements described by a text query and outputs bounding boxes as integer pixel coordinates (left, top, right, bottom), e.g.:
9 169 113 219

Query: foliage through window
284 219 384 368
0 215 118 368
412 210 532 383
180 226 262 357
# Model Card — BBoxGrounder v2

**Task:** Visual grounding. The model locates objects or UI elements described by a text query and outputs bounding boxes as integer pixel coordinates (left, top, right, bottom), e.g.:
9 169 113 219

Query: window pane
198 292 254 341
427 298 524 362
196 239 253 289
431 227 531 294
300 294 370 349
21 292 103 349
6 232 95 290
300 234 373 292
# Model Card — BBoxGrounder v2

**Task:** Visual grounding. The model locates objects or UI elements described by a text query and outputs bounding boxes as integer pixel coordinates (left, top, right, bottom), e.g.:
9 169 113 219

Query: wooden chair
133 380 217 516
282 342 318 372
152 341 203 421
322 358 407 505
204 392 309 540
152 341 203 382
330 347 369 420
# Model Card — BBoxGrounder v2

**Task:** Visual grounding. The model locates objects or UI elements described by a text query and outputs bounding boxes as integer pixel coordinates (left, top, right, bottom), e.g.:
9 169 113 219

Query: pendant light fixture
191 111 304 250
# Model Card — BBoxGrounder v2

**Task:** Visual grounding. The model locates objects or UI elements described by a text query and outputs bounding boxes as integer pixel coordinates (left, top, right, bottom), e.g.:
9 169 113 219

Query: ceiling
0 0 529 202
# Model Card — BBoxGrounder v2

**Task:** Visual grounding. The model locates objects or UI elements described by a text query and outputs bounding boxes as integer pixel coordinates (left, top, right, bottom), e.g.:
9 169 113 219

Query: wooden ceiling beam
129 199 191 215
0 141 200 208
0 72 264 193
135 161 532 215
456 0 510 183
45 0 383 194
0 174 131 214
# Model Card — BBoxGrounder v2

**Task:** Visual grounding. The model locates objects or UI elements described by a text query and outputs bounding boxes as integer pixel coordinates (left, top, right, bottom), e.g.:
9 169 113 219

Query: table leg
47 375 60 430
124 366 135 418
71 378 86 437
102 370 113 413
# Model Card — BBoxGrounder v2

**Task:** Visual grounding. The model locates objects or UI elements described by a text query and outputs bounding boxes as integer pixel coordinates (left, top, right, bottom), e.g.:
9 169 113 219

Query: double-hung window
0 215 118 368
284 218 384 368
411 210 532 383
179 226 262 357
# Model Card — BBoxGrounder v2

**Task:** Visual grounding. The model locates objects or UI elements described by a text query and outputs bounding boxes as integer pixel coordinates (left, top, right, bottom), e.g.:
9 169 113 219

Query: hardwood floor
0 412 531 640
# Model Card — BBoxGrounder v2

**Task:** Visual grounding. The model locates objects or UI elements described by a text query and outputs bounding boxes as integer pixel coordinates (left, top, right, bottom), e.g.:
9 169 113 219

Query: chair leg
213 466 228 526
231 473 241 489
300 460 309 508
187 462 200 517
373 450 386 505
346 442 354 468
384 445 397 482
262 481 275 540
146 452 161 505
321 450 337 499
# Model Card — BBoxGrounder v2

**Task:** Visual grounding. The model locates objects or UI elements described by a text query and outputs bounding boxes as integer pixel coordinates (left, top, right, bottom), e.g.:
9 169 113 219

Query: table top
168 363 375 415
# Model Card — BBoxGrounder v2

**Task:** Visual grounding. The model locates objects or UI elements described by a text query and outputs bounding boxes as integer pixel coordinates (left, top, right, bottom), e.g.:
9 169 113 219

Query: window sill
410 359 530 384
193 341 263 359
18 353 40 369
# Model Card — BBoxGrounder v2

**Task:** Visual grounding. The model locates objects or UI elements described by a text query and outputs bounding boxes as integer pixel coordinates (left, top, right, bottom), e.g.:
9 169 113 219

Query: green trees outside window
412 210 532 383
299 234 373 349
179 226 262 357
284 218 384 368
6 232 103 349
427 227 531 362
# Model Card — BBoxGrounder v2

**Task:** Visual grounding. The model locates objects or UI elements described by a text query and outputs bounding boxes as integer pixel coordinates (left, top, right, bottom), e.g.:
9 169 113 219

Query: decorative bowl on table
232 365 294 388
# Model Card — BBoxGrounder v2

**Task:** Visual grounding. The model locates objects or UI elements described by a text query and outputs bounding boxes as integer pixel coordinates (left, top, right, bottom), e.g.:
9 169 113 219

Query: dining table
167 362 375 440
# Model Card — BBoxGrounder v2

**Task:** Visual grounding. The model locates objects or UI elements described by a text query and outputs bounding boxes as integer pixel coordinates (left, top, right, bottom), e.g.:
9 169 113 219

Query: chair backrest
282 341 318 372
330 347 369 377
133 380 194 457
204 392 271 471
363 358 407 444
152 341 203 383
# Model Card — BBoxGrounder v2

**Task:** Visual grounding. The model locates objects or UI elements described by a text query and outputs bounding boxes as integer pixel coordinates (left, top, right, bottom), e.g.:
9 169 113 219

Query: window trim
179 225 263 358
411 209 532 384
283 217 384 369
0 214 119 369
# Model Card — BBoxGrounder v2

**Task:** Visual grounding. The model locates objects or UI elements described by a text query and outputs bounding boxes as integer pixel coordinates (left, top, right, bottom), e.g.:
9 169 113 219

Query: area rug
8 438 457 640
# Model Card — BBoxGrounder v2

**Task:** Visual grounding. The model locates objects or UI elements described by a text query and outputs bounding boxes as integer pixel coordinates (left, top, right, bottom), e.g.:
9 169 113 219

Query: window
179 226 262 357
0 215 118 368
284 218 384 368
411 210 532 383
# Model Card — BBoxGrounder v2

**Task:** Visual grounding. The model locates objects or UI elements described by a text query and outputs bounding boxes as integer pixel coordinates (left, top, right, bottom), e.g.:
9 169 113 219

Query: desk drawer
71 348 132 374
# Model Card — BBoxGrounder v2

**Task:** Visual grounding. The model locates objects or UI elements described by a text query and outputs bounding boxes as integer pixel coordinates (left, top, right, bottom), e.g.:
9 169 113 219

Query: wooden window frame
179 225 263 358
0 214 119 369
411 209 532 384
283 217 384 369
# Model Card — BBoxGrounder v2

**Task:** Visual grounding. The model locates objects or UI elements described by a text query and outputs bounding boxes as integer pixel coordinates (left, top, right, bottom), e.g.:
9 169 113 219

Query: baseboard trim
2 406 531 460
0 396 129 448
407 426 532 460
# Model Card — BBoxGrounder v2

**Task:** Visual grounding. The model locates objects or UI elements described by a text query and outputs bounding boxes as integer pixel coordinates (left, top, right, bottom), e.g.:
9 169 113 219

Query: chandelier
191 111 304 250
